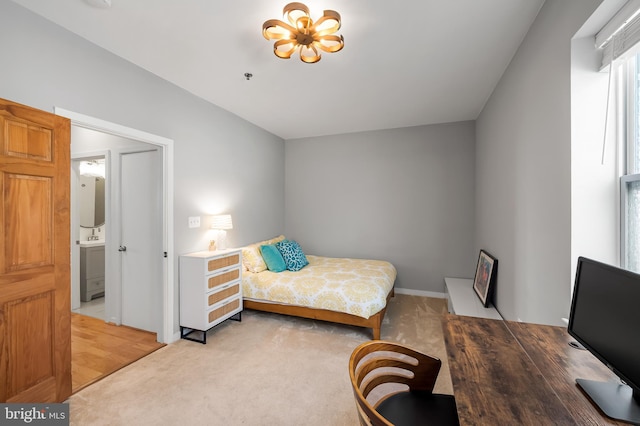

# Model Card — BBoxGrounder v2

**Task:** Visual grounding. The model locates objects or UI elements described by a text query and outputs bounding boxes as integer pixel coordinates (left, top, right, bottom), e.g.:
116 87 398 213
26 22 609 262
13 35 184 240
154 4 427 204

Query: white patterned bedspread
242 255 396 319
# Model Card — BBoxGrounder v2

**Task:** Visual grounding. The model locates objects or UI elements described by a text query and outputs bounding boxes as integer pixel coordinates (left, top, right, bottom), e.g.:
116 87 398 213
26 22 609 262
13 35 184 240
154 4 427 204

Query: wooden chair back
348 340 442 426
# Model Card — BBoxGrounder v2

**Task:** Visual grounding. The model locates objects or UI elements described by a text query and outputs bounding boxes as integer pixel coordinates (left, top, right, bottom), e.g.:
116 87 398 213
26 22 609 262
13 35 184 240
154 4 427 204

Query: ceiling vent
84 0 112 9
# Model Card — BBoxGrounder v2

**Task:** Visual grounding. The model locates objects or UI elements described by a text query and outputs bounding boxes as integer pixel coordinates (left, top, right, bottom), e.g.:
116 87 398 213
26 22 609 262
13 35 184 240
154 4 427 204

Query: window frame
620 174 640 270
620 53 640 271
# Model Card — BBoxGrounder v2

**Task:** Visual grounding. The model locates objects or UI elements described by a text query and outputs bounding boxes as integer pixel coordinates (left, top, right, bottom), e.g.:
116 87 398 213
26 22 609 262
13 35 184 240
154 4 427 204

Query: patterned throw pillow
275 240 309 271
242 244 267 273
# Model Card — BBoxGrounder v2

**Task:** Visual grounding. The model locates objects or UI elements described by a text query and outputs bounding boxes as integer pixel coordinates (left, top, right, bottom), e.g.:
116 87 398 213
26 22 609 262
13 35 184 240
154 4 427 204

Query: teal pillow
260 244 286 272
275 240 309 271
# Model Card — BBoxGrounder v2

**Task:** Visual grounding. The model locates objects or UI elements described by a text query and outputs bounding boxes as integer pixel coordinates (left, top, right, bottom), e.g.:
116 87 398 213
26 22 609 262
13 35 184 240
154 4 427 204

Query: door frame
56 107 175 344
71 151 110 313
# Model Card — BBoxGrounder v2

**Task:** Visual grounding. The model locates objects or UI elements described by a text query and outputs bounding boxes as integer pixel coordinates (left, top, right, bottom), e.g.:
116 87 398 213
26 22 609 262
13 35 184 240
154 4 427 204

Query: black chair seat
377 391 460 426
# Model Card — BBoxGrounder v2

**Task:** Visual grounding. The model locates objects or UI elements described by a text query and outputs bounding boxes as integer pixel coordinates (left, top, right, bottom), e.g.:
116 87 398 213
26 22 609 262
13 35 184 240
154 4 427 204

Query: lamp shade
211 214 233 230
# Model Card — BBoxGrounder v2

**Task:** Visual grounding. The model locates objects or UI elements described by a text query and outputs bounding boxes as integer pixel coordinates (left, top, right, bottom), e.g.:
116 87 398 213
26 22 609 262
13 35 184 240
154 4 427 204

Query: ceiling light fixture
79 160 105 178
262 2 344 64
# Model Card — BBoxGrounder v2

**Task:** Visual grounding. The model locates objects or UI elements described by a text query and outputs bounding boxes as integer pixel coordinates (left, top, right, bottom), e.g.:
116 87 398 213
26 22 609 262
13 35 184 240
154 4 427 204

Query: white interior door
70 161 81 311
120 149 161 333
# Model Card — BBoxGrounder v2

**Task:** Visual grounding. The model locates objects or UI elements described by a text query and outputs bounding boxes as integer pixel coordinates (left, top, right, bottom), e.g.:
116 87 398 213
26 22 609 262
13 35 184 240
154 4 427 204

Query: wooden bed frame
243 288 394 340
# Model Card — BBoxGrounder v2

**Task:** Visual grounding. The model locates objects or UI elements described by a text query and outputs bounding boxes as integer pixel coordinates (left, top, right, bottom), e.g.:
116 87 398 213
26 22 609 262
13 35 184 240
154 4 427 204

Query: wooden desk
443 315 626 425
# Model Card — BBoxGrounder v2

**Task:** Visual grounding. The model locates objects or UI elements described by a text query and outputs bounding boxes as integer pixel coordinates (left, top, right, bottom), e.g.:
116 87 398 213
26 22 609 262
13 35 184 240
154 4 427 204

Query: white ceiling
11 0 545 140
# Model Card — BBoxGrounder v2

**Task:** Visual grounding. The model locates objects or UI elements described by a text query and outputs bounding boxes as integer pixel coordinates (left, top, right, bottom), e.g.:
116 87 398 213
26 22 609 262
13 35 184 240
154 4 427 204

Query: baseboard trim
394 287 446 299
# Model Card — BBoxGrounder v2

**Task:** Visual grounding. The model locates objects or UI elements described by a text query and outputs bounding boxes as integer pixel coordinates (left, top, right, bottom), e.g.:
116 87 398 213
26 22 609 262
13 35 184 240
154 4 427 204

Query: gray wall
3 0 619 331
0 2 285 335
285 122 476 294
475 0 603 325
571 34 619 277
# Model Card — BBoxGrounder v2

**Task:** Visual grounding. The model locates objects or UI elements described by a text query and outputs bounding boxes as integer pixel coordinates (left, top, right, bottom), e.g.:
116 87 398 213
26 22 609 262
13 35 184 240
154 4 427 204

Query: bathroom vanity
80 241 105 302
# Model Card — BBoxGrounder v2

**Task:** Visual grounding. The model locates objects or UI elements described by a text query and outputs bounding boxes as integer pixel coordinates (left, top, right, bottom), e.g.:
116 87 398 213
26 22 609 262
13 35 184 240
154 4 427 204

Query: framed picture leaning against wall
473 250 498 307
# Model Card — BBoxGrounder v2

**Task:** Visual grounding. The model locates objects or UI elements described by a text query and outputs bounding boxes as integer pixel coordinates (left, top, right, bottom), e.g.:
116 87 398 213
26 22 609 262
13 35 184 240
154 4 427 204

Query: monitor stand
577 379 640 425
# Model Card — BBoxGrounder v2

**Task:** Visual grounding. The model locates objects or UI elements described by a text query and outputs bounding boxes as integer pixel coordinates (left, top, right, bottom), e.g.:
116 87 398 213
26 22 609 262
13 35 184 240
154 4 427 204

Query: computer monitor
568 257 640 424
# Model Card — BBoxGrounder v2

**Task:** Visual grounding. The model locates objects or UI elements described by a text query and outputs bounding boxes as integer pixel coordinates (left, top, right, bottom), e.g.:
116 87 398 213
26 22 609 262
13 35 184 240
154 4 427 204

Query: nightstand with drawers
179 248 243 344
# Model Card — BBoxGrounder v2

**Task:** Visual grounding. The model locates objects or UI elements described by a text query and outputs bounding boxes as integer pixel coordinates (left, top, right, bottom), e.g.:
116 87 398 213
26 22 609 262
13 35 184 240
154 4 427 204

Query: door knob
118 245 127 252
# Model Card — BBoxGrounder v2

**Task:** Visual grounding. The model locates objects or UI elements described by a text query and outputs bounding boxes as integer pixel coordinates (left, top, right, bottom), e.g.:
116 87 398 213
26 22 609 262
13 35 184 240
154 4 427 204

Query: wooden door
0 98 71 402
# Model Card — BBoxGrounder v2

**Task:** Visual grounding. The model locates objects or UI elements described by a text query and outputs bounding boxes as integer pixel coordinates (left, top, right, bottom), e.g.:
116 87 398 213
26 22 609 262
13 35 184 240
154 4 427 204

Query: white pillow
241 235 285 273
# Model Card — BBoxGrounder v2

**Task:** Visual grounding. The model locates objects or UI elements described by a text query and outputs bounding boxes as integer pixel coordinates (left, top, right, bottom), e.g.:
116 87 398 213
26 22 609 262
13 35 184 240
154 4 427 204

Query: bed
241 236 396 339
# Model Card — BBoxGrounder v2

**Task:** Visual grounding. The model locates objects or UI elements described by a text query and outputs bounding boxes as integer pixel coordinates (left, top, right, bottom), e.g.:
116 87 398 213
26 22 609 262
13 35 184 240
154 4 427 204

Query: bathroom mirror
79 174 105 228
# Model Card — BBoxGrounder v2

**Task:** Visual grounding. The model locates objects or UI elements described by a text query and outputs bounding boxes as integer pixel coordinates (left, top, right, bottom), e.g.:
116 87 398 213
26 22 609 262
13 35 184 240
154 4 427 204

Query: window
621 53 640 272
593 1 640 271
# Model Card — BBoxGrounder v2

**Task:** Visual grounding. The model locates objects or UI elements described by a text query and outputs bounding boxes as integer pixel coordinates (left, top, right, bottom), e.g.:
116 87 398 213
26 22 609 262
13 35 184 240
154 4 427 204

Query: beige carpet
68 294 452 425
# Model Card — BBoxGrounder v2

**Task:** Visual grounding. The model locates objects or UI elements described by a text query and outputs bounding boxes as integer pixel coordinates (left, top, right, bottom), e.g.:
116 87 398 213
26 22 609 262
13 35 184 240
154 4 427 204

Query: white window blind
598 0 640 69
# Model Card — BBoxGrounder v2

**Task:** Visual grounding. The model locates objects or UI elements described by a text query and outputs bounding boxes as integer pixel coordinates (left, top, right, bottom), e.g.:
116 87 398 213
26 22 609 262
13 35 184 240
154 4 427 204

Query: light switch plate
188 216 201 228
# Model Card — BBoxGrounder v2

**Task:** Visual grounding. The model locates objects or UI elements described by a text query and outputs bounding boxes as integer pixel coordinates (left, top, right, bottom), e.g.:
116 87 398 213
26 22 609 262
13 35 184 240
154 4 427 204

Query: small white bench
444 277 502 320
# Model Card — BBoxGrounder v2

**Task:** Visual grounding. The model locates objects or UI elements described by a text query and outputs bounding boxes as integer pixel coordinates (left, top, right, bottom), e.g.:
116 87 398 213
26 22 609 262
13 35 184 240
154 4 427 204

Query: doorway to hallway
59 107 175 344
71 130 162 335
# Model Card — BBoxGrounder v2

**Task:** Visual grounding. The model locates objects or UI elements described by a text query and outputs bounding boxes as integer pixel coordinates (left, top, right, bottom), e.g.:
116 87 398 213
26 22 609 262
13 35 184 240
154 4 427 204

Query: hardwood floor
71 313 165 393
